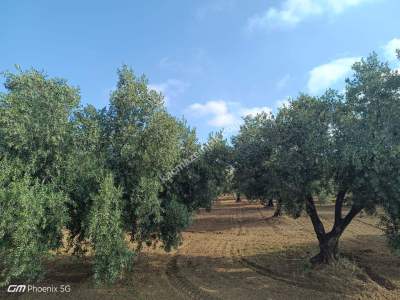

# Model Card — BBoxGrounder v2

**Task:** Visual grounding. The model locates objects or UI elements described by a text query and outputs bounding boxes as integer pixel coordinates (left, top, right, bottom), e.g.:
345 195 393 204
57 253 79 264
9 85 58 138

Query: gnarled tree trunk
310 232 340 264
306 193 363 265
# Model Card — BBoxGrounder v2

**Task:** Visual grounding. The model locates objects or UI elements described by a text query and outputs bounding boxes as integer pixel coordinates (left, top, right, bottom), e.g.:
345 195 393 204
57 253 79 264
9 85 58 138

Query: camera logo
7 285 26 293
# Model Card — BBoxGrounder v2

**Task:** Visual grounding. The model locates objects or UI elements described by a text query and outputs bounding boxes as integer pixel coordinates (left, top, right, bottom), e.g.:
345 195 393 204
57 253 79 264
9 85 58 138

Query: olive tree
232 53 400 264
233 112 282 215
273 94 340 263
162 131 232 211
104 66 226 251
272 54 400 264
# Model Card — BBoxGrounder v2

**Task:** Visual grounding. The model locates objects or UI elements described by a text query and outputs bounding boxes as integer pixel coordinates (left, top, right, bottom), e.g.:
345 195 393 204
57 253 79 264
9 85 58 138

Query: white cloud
148 79 187 105
307 57 360 94
187 100 272 129
383 38 400 62
247 0 375 30
189 100 235 127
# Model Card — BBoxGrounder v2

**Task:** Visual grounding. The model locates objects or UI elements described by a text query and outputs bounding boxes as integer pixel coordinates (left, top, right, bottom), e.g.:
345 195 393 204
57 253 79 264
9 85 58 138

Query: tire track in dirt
165 238 197 300
172 201 284 299
165 203 237 300
166 254 218 300
165 221 220 300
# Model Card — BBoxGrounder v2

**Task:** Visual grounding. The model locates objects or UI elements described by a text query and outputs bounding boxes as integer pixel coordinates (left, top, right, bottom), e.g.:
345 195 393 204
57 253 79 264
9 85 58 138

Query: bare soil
2 197 400 299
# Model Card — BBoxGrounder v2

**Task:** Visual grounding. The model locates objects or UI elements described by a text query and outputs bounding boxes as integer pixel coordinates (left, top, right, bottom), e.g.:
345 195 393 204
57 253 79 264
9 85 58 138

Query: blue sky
1 0 400 141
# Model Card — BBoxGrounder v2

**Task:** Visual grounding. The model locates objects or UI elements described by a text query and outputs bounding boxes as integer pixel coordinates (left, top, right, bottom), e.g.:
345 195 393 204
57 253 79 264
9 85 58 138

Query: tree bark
310 232 340 264
305 196 326 244
306 193 363 265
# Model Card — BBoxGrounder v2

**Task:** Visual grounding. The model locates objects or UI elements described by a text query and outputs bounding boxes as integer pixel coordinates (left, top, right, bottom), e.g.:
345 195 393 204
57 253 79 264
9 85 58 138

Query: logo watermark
159 134 223 184
7 284 71 294
7 285 26 293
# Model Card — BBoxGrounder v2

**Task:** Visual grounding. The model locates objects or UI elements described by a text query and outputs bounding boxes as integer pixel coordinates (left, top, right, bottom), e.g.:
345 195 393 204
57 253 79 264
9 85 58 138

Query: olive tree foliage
232 112 282 215
0 69 80 183
198 132 233 208
164 131 232 210
0 69 75 285
88 174 133 284
0 159 68 286
158 129 232 249
161 124 201 209
103 66 193 250
60 105 107 253
343 53 400 255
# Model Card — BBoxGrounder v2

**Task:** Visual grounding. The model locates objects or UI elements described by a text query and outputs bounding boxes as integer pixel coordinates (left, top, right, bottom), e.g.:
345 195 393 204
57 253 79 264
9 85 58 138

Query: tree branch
305 195 326 243
341 204 363 230
333 190 346 228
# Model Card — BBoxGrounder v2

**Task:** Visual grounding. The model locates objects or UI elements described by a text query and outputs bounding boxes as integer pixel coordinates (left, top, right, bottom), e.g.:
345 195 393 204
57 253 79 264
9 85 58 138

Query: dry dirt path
135 198 400 300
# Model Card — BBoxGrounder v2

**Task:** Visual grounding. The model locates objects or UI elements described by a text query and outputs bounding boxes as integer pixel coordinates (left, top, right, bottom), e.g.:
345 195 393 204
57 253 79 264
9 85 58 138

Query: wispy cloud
158 49 209 76
383 38 400 62
148 79 188 105
307 57 360 95
186 100 271 129
247 0 375 31
195 0 235 20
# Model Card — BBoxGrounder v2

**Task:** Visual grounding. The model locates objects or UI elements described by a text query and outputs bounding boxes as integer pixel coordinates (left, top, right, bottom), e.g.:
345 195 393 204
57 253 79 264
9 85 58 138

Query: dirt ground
2 197 400 300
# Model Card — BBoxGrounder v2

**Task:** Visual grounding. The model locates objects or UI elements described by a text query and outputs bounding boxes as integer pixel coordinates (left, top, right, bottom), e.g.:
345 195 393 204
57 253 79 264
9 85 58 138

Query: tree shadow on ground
174 235 400 299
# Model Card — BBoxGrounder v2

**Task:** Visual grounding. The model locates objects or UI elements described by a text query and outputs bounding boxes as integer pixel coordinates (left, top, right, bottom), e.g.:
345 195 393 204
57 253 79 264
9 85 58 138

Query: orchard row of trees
232 53 400 263
1 51 399 286
0 66 230 285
